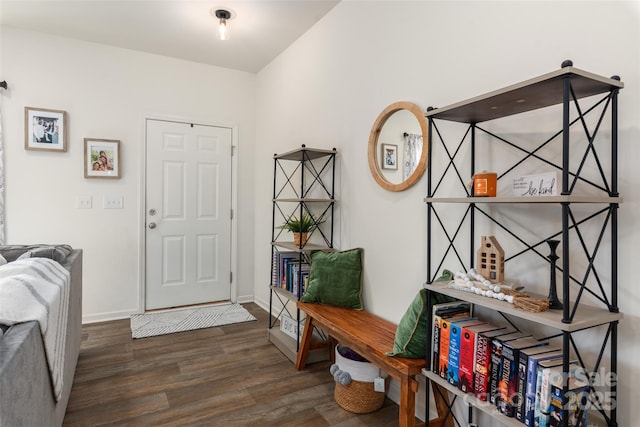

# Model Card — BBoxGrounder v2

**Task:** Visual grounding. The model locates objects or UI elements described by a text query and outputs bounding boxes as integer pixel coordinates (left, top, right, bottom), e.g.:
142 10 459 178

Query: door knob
148 222 156 229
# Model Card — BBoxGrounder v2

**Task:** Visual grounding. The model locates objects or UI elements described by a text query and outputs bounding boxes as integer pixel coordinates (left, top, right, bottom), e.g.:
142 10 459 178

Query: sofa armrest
0 322 58 427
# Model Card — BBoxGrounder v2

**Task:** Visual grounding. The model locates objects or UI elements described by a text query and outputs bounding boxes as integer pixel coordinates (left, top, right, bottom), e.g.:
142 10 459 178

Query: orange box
473 172 497 197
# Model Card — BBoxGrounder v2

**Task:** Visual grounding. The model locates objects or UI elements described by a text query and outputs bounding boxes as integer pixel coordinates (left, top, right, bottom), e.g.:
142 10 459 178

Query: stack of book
271 251 310 297
430 301 588 426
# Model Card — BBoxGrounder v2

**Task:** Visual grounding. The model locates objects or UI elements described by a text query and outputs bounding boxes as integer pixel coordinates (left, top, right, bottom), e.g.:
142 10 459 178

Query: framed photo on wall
24 106 67 151
381 143 398 170
84 138 120 179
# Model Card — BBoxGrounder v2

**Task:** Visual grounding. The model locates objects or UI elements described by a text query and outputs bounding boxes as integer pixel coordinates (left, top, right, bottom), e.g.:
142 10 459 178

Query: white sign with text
512 172 559 197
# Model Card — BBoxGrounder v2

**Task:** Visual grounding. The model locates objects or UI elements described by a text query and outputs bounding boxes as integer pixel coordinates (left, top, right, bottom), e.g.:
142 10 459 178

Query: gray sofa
0 246 83 427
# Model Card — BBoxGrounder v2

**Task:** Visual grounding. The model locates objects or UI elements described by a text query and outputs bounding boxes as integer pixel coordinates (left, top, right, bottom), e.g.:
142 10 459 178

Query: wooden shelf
272 241 334 252
424 282 622 332
274 198 336 203
422 370 525 427
274 147 336 161
423 369 608 427
424 195 623 204
270 285 295 300
267 327 330 364
425 66 623 124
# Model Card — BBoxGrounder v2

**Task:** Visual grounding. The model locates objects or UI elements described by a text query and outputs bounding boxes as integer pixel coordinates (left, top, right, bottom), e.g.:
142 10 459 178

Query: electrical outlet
76 195 92 209
103 196 123 209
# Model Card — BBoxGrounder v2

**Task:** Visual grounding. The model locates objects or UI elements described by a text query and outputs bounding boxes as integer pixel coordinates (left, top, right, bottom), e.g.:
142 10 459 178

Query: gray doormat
130 303 256 338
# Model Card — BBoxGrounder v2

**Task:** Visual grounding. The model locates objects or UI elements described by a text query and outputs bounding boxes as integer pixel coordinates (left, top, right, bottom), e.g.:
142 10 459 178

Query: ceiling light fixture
214 9 232 41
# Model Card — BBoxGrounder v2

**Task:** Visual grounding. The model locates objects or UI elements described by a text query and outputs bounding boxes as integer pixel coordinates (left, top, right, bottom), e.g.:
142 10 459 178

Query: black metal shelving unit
422 62 623 427
267 145 337 363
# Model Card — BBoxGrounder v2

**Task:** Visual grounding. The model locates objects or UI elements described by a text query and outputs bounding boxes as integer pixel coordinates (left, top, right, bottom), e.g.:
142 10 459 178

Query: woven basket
333 344 385 414
334 379 385 414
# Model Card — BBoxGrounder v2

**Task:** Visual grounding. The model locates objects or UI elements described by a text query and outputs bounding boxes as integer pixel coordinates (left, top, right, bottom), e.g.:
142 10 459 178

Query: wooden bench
295 302 452 427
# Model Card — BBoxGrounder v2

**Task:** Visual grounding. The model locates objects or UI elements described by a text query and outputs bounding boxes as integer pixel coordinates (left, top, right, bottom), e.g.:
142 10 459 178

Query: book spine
281 258 289 288
272 252 279 286
533 365 544 426
286 261 293 292
525 392 536 426
458 327 475 393
447 323 463 386
473 332 491 401
438 319 451 380
489 339 504 405
537 367 553 427
525 355 545 427
515 352 530 422
293 266 299 296
549 386 564 427
548 384 588 427
432 315 442 374
292 264 309 298
497 344 518 417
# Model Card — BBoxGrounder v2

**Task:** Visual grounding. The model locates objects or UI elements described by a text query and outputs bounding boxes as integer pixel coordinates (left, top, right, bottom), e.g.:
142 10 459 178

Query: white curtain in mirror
403 133 423 181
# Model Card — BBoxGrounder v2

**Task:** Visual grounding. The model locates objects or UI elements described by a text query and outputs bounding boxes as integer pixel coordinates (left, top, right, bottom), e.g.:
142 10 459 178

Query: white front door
145 119 233 310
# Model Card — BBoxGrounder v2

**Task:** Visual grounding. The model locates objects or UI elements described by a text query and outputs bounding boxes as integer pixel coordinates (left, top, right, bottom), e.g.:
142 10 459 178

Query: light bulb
218 19 228 40
213 9 232 41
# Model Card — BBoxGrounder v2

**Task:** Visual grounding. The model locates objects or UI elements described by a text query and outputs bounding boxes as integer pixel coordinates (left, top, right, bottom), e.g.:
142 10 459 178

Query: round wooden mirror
368 101 428 192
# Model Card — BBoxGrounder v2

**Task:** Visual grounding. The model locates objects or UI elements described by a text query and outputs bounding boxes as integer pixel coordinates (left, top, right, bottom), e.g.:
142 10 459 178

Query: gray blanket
0 244 73 263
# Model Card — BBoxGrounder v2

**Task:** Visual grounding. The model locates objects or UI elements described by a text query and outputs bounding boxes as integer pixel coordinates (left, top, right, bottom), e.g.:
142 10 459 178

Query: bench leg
294 315 315 370
329 337 338 363
399 376 417 427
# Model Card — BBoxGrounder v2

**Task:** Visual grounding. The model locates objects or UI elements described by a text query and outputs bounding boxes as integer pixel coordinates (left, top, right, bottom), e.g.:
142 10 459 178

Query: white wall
0 26 257 322
254 1 640 425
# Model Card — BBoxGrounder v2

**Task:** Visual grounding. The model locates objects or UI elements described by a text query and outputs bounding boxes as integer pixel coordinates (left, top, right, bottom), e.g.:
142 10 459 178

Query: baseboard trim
83 295 257 324
236 294 256 304
252 295 269 312
82 309 138 324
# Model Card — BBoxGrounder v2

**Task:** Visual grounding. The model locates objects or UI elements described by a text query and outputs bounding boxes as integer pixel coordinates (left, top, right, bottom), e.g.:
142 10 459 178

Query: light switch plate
76 195 92 209
103 196 123 209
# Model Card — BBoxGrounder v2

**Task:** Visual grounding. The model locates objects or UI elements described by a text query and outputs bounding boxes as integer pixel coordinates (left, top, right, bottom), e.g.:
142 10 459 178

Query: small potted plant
279 212 324 246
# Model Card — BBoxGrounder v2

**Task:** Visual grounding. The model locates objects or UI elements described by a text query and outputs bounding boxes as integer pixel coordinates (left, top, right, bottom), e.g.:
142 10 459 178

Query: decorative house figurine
477 236 505 283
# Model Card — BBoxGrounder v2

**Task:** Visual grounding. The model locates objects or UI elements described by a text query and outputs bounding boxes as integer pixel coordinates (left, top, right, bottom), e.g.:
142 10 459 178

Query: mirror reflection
368 101 428 192
376 109 423 184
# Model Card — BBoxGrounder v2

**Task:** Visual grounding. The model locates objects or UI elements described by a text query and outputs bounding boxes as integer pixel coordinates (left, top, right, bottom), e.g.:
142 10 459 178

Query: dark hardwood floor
63 303 403 426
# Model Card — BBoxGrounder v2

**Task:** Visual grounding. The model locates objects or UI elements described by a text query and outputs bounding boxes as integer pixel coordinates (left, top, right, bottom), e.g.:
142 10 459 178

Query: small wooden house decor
477 235 505 283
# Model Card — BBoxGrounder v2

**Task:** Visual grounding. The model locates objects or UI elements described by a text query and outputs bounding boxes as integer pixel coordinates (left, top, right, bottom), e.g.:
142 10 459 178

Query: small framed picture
84 138 120 179
381 143 398 170
24 107 67 151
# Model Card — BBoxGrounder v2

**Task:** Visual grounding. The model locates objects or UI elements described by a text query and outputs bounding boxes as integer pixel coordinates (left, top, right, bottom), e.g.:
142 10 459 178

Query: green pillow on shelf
387 288 428 358
300 248 363 310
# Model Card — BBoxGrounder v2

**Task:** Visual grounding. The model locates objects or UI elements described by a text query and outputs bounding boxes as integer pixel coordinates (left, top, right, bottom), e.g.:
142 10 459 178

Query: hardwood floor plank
125 389 257 426
63 303 413 426
64 392 170 426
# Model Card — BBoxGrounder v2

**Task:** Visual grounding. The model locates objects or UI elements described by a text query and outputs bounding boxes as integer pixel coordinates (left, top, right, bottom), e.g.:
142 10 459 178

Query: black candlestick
546 239 563 309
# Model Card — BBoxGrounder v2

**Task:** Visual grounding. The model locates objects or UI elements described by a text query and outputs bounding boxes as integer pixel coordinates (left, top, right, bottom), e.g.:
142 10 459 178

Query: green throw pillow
387 289 428 358
300 248 363 310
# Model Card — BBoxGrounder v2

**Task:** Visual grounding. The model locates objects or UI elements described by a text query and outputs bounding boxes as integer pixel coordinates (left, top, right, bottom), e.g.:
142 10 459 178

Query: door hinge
231 145 235 156
230 271 233 283
230 209 234 220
